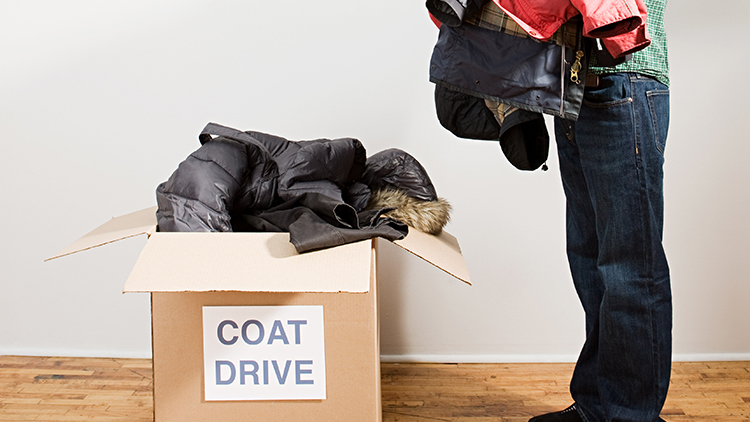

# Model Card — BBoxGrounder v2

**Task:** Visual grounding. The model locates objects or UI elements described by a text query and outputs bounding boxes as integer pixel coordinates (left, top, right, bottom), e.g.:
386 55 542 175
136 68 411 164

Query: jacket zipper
560 25 585 117
570 50 584 84
559 44 566 116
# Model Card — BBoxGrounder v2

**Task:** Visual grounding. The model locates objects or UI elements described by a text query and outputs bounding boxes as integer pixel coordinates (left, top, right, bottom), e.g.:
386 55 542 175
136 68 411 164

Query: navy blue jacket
428 4 590 170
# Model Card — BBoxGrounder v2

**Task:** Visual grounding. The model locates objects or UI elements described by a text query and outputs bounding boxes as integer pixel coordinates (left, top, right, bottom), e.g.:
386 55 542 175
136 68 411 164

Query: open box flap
393 228 471 285
122 232 373 293
47 207 470 291
46 207 158 261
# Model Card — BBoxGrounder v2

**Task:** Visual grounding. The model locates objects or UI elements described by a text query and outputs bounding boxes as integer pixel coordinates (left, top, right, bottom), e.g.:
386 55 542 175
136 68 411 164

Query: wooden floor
0 356 748 421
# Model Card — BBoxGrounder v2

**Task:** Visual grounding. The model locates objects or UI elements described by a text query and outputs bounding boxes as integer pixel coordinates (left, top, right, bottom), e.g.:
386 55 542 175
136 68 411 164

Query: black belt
585 74 600 88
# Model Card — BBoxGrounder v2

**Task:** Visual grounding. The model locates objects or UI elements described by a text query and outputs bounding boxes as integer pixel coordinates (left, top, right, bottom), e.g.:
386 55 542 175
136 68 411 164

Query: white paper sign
202 306 326 401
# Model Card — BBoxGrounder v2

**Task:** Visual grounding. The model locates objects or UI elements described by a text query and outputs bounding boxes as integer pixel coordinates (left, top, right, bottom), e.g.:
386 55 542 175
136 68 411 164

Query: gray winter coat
155 123 441 252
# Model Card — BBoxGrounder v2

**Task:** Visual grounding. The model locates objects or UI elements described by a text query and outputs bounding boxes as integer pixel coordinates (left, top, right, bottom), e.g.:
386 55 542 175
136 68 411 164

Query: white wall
1 1 748 362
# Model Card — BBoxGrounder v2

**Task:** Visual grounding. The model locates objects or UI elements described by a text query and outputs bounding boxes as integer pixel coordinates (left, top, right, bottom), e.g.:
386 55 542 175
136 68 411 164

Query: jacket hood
366 188 452 235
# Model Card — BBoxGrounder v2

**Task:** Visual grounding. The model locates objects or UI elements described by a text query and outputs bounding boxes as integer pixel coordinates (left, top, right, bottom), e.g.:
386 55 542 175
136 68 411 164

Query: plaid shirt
588 0 669 86
465 2 580 49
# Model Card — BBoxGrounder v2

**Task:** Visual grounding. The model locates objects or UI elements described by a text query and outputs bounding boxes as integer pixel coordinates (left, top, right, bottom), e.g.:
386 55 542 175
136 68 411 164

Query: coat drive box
48 206 471 422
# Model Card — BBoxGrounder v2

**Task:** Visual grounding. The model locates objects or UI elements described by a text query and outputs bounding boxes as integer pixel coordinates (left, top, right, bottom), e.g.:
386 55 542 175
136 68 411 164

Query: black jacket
156 123 441 253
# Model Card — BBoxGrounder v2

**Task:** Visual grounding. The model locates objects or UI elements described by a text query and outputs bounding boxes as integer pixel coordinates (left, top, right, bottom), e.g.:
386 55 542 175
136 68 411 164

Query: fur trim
366 188 451 235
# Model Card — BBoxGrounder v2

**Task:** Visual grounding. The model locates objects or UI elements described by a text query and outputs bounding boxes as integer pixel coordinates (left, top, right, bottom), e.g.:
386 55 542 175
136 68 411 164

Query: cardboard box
48 207 470 421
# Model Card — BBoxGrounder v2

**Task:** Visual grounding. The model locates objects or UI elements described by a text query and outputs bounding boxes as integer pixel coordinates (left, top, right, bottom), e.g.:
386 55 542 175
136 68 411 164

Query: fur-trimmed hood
361 148 451 234
366 188 451 235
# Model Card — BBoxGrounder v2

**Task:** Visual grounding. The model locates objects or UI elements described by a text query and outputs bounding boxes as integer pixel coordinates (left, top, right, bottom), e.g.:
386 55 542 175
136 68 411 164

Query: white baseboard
671 353 750 362
380 353 750 364
3 349 749 363
0 347 152 359
380 354 579 363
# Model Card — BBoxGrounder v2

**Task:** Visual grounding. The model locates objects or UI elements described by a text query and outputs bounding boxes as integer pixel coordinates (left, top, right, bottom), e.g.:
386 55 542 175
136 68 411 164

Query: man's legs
551 73 672 422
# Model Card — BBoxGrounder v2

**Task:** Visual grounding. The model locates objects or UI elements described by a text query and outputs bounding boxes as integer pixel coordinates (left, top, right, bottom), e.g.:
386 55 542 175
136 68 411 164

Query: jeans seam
638 85 663 418
641 170 658 421
576 404 592 422
630 76 642 171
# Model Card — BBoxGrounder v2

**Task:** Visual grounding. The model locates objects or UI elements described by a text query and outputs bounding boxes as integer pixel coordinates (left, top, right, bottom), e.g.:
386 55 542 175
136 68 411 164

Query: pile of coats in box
156 122 451 253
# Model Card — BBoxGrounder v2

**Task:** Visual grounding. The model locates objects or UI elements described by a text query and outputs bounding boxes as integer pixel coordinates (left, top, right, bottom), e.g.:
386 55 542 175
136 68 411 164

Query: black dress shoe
529 404 583 422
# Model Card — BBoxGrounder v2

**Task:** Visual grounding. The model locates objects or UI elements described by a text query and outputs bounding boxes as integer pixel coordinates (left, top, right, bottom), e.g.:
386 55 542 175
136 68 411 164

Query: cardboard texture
45 207 157 261
149 253 380 421
48 208 470 422
124 232 373 293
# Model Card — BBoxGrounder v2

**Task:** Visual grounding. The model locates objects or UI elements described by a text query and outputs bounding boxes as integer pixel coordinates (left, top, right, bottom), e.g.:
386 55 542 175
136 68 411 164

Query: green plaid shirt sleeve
589 0 670 87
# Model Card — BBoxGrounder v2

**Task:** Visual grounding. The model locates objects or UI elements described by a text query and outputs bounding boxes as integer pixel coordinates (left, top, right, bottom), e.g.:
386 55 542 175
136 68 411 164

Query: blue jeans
554 73 672 422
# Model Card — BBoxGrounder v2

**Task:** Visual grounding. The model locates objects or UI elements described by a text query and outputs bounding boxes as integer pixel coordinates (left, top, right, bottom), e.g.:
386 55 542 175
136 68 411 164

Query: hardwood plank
1 357 748 421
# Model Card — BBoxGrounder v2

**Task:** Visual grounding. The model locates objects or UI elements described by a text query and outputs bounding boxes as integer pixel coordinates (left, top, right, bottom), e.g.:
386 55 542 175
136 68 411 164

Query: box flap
393 228 471 285
45 207 158 261
47 207 469 290
123 232 373 293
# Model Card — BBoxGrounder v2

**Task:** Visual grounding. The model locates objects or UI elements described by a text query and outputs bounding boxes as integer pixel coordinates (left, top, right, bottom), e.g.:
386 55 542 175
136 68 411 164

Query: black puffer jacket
156 123 441 252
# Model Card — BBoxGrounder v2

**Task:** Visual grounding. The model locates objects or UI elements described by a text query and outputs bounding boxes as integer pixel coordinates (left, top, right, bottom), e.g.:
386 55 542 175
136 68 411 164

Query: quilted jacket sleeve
276 137 367 204
155 138 248 232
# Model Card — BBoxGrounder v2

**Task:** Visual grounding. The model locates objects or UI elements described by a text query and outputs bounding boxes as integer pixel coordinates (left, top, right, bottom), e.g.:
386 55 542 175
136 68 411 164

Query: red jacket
491 0 650 58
